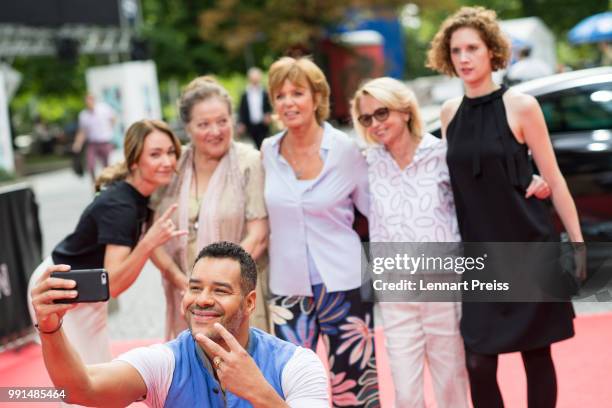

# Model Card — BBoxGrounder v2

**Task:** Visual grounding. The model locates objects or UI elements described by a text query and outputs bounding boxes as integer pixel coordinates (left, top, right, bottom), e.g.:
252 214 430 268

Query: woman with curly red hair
427 7 582 408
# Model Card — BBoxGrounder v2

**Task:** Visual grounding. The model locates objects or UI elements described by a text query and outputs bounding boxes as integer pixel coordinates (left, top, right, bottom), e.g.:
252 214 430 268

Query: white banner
0 72 14 173
85 60 162 145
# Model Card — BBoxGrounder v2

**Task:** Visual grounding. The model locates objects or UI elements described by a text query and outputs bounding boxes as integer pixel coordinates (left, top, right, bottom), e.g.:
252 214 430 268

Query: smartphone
51 269 110 303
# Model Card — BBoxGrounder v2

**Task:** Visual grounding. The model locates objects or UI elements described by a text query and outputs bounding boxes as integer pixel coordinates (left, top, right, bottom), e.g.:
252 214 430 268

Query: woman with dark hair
28 119 185 367
427 6 583 407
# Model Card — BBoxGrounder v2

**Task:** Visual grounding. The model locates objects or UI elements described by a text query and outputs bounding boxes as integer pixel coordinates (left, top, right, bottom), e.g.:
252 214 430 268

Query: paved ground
24 164 612 343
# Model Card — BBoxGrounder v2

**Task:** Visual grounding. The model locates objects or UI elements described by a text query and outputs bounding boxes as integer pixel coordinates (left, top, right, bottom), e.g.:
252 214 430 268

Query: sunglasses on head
357 107 390 128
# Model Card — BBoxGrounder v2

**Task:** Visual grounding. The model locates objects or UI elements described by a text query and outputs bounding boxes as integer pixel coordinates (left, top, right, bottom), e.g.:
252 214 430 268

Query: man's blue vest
164 328 297 407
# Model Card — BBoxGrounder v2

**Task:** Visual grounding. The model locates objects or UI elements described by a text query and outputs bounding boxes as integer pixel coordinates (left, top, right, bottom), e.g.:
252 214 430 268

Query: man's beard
187 302 246 342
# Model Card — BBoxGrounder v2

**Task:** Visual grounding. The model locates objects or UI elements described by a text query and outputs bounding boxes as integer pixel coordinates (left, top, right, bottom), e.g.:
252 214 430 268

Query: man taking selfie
30 241 329 407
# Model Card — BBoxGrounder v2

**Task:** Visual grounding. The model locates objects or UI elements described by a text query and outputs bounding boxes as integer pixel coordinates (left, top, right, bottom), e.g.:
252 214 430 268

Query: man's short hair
193 241 257 295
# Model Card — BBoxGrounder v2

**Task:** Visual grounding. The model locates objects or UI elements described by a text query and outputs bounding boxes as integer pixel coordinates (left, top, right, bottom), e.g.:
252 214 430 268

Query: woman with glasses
427 7 582 407
351 77 469 408
262 57 380 407
153 76 270 339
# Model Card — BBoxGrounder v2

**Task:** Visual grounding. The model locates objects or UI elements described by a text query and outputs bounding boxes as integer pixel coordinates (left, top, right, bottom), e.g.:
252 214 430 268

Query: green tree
517 0 609 35
140 0 244 77
197 0 454 58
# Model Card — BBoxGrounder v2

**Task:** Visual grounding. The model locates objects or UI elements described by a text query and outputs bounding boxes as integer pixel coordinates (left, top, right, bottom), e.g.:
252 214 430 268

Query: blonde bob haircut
351 77 423 145
267 56 330 125
426 6 511 77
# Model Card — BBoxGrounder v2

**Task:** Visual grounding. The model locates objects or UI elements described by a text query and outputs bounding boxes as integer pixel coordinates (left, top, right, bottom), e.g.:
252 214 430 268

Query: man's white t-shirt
116 343 329 408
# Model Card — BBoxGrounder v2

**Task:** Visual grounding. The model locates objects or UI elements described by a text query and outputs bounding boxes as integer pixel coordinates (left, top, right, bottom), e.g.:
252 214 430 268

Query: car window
538 82 612 133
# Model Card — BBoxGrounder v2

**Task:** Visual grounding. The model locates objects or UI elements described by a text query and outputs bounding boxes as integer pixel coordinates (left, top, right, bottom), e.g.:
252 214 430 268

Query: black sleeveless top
446 85 555 242
446 86 574 353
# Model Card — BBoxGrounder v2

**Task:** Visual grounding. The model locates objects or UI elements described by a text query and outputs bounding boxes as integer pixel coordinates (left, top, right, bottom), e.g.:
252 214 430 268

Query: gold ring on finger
213 356 223 370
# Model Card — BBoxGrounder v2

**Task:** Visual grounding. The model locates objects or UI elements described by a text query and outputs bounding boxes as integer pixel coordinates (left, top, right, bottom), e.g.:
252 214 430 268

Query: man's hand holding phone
31 265 110 334
51 268 109 303
30 264 78 334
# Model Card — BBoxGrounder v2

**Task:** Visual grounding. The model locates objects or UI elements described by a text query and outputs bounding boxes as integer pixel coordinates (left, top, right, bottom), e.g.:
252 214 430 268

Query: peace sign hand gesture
195 323 288 408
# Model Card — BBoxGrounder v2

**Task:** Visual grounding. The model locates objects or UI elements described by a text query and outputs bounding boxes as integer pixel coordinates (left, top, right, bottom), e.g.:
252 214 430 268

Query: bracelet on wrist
34 317 63 334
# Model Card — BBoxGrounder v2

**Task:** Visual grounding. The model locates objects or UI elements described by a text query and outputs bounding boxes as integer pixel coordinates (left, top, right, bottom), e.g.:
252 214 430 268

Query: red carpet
1 313 611 407
0 339 156 408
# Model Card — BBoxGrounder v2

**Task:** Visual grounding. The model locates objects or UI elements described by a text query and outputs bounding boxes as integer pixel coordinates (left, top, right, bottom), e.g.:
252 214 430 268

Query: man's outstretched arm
32 264 147 407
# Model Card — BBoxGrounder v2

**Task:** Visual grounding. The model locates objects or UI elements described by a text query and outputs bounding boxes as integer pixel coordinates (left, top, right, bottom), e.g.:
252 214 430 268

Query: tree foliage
140 0 243 77
197 0 454 57
460 0 610 35
8 0 610 128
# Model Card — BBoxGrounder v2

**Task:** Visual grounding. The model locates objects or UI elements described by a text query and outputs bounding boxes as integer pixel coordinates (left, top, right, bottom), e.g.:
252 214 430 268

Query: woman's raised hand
144 204 188 250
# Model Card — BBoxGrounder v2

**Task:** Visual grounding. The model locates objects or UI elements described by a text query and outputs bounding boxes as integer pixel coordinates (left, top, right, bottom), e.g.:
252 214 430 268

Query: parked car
428 67 612 279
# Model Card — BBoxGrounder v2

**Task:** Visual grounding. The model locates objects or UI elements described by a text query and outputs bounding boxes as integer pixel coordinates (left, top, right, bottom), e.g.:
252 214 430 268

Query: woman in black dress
427 7 583 408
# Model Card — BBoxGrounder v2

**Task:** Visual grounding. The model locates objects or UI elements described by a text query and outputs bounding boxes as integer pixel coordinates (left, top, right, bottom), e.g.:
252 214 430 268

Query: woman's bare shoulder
440 96 463 138
503 88 539 115
440 97 463 125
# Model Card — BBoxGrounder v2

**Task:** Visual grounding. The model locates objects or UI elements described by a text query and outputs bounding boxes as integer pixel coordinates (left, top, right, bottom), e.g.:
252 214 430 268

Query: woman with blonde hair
352 77 469 408
28 119 185 368
153 76 270 339
427 6 582 407
262 56 380 407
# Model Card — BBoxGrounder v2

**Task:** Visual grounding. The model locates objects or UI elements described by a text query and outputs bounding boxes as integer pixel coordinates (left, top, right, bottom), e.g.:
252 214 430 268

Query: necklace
284 134 322 179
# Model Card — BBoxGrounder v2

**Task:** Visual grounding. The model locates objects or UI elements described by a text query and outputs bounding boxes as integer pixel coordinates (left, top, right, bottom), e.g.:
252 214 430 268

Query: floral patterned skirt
270 284 380 408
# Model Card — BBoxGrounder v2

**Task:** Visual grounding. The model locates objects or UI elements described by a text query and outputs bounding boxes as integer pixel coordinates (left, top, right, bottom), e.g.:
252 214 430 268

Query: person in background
153 76 270 340
506 46 553 84
238 67 273 149
27 119 185 370
30 242 329 407
262 56 380 407
427 7 582 407
72 94 117 180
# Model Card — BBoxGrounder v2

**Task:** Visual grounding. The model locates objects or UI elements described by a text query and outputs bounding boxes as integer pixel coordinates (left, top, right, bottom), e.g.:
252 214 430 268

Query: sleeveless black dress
446 86 575 354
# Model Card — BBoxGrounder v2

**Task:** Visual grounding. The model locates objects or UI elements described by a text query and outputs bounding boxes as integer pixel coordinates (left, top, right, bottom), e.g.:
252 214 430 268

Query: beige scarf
158 142 246 274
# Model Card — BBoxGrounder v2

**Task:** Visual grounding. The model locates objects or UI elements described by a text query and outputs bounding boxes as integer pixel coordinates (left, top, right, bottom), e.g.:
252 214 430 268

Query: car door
537 80 612 245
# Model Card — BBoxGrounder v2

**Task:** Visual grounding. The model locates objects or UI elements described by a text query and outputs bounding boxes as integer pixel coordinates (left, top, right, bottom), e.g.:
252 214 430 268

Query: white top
78 103 115 143
366 133 460 243
295 177 324 285
116 343 329 408
261 122 370 296
246 85 264 124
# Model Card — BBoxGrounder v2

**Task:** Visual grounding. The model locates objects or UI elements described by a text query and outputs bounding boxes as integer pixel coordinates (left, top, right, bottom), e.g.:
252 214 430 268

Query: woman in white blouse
351 77 469 408
261 57 380 407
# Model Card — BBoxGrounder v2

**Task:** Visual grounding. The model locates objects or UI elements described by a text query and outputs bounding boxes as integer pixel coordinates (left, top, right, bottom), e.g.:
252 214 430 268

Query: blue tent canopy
568 11 612 44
